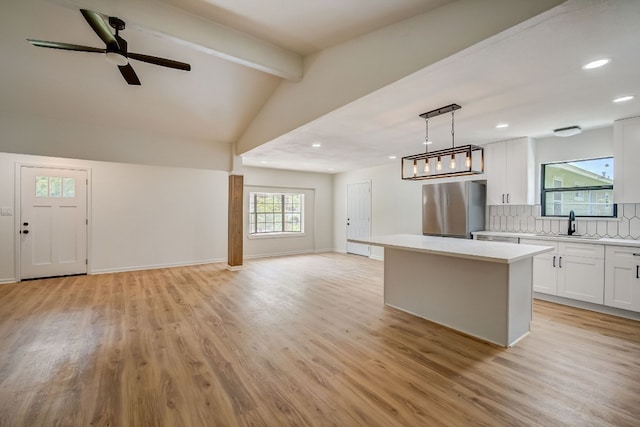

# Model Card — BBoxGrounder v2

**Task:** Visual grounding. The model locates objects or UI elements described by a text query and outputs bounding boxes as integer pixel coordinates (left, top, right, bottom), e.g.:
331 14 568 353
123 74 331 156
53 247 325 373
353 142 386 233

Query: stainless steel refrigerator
422 181 486 238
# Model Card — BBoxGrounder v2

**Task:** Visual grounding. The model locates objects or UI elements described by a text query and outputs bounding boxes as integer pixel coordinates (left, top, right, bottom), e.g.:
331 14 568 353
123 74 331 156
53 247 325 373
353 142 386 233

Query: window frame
248 191 305 236
540 158 616 218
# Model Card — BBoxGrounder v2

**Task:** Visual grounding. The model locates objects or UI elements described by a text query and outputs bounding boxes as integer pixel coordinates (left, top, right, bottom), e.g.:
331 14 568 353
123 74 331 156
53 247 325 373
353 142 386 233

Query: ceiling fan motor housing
108 16 126 32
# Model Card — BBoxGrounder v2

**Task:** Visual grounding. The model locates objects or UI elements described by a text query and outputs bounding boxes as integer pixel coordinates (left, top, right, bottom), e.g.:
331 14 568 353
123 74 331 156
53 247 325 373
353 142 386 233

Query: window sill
248 232 306 240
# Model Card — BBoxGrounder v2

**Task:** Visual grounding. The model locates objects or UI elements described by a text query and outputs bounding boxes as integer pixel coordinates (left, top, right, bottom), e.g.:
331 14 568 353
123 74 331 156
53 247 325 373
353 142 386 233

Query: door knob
22 230 29 234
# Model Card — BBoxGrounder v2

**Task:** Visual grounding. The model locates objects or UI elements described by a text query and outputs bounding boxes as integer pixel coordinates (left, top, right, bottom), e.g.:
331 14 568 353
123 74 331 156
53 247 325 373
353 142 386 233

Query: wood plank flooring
1 252 639 426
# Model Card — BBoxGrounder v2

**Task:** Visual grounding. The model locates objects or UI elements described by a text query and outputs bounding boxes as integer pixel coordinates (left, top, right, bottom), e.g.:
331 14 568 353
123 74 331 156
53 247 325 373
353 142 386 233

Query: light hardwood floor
1 253 639 426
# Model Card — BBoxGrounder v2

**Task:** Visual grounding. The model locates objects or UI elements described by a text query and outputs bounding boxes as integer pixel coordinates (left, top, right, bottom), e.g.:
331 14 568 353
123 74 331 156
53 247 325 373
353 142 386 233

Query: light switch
0 208 13 216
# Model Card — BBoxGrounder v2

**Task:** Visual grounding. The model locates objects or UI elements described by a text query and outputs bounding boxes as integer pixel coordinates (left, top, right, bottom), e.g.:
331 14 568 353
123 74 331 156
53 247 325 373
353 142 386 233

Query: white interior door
346 182 371 256
20 166 88 279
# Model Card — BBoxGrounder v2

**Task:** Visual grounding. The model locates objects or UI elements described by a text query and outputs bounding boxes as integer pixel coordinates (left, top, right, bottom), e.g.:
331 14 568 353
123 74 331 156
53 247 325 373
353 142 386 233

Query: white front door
20 166 88 279
346 182 371 256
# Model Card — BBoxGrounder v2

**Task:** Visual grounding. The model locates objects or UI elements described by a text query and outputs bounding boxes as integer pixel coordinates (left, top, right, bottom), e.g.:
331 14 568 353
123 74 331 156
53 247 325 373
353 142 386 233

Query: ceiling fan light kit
27 9 191 86
401 104 484 180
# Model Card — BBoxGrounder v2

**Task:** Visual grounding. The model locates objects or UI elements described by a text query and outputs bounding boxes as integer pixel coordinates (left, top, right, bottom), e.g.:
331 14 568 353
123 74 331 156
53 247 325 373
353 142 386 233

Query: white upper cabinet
613 116 640 203
485 137 535 205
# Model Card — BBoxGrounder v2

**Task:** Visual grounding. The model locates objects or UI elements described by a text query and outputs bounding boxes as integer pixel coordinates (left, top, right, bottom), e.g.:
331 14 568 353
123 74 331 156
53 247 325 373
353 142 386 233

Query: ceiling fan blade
27 39 105 53
80 9 118 49
118 63 141 85
128 52 191 71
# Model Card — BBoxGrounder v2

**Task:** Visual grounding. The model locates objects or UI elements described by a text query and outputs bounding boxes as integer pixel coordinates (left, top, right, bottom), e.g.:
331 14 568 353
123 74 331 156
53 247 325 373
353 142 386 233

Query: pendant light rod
419 103 461 119
451 110 455 148
424 117 430 153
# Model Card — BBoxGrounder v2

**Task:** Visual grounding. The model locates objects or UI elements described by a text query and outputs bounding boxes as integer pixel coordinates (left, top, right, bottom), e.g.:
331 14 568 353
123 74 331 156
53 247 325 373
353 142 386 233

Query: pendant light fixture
401 104 484 180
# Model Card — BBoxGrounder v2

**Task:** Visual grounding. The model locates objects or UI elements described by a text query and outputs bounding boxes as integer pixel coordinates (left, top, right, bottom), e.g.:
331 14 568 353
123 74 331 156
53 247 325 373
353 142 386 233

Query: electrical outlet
0 208 13 216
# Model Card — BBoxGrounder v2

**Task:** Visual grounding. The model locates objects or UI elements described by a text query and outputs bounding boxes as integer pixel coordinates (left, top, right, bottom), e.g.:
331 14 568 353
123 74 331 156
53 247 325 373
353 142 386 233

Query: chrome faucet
568 210 576 235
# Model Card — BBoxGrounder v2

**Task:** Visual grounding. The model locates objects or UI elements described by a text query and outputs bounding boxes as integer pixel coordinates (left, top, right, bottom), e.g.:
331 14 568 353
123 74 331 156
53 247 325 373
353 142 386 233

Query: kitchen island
348 234 553 347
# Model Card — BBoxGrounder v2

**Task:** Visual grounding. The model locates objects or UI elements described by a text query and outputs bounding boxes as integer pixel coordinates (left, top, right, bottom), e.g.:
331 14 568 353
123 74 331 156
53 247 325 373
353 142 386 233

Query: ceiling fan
27 9 191 85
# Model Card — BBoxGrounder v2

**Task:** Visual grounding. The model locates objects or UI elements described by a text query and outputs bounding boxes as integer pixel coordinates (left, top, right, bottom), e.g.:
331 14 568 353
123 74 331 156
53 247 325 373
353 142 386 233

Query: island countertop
348 234 553 264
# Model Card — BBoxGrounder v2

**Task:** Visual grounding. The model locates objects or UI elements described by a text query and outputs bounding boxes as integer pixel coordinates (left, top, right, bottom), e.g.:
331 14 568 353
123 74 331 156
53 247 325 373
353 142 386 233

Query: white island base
350 234 553 347
385 248 532 347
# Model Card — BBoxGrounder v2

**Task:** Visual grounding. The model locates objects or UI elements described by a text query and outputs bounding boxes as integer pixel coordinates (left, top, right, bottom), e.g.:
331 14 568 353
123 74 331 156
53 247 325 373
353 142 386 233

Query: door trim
15 162 92 281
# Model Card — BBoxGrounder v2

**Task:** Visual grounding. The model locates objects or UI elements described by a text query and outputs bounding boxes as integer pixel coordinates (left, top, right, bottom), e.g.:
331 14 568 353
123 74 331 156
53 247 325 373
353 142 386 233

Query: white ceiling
161 0 452 55
242 0 640 173
2 0 639 174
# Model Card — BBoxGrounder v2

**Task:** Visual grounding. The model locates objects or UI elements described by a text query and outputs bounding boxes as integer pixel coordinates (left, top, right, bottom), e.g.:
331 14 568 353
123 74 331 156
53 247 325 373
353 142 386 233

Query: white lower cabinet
604 246 640 312
521 239 605 304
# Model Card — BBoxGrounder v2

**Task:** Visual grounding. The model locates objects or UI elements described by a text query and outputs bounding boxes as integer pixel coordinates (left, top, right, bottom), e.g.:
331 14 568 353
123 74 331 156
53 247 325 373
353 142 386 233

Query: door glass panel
35 176 49 197
62 177 75 198
49 177 62 198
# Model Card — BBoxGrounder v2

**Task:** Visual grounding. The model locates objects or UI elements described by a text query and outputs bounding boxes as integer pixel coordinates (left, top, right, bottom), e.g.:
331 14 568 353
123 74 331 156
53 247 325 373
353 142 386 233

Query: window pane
62 177 75 198
544 159 613 189
35 176 48 197
249 191 303 234
544 189 614 216
49 177 62 198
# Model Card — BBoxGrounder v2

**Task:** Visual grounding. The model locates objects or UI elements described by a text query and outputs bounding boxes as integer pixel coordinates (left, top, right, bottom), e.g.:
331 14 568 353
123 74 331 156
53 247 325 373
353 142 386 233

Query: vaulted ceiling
2 0 639 173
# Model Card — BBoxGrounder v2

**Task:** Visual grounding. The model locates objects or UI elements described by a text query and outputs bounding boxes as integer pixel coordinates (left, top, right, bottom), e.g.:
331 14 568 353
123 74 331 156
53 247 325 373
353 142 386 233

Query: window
541 157 615 217
35 176 76 198
249 192 304 234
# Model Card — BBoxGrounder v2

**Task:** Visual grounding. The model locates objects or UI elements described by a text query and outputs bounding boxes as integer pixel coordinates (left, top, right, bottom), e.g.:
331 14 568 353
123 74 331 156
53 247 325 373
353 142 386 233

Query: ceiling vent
553 126 582 137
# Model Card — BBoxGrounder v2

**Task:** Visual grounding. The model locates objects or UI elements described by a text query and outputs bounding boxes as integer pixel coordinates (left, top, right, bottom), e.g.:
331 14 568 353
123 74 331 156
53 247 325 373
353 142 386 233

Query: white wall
0 112 232 171
334 162 424 259
0 152 228 283
535 126 613 203
243 167 334 257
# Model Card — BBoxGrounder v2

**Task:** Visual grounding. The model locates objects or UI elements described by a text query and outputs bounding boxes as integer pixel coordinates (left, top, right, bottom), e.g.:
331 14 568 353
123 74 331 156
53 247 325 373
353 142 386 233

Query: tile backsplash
488 204 640 240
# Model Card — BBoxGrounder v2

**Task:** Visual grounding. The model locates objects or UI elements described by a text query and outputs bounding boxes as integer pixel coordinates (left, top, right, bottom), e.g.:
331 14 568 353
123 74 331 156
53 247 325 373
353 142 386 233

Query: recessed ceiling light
388 155 397 160
582 58 609 70
312 143 321 148
496 123 509 129
260 161 268 164
613 95 634 103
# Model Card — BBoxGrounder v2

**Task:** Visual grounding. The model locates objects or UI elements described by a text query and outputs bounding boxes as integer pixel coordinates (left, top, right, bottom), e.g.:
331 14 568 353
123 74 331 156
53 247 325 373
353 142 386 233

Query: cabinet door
604 246 640 312
484 142 506 205
504 138 534 205
558 255 605 304
613 117 640 204
532 251 558 295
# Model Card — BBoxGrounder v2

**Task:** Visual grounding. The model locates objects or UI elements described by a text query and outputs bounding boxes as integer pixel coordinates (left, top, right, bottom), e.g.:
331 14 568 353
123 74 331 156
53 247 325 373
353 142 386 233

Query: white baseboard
0 278 17 285
244 249 315 260
314 248 335 254
369 254 384 261
90 258 227 275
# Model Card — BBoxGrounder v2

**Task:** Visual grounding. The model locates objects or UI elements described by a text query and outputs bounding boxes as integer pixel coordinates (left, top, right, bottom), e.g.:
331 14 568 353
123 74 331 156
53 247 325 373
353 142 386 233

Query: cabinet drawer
559 242 604 259
520 239 558 250
606 245 640 261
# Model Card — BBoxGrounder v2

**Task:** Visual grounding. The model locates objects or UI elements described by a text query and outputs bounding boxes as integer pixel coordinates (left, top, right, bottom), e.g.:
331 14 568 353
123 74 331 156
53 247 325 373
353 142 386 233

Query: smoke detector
553 126 582 137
